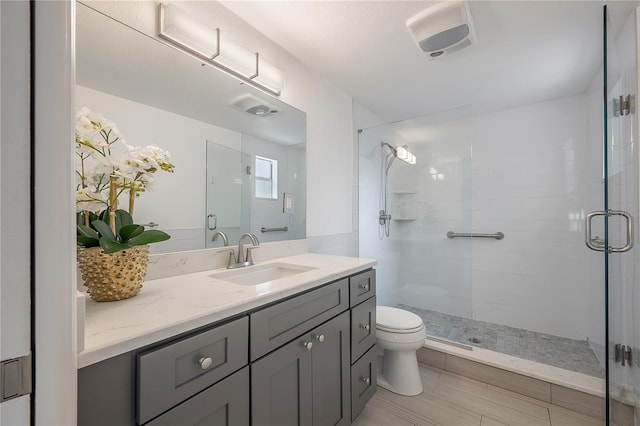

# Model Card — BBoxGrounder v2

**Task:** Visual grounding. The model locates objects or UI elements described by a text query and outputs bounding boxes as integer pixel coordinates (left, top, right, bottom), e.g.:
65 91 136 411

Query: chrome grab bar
260 226 288 233
447 231 504 240
585 210 634 253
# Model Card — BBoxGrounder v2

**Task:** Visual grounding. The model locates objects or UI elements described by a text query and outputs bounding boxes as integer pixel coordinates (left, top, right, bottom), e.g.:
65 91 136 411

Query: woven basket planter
77 245 150 302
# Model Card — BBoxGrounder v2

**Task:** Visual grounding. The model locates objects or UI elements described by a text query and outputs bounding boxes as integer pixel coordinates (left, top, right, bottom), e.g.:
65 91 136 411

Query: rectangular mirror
76 3 306 253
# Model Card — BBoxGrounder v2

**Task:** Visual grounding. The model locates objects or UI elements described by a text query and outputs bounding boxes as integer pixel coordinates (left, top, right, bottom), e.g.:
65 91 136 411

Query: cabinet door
252 335 313 426
311 312 351 426
146 367 249 426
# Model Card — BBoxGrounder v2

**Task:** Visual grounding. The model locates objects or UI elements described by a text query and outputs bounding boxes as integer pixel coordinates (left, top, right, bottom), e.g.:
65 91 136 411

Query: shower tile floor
397 304 605 378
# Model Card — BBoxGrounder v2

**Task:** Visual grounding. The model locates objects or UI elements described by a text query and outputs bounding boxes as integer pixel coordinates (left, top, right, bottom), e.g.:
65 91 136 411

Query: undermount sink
209 263 317 286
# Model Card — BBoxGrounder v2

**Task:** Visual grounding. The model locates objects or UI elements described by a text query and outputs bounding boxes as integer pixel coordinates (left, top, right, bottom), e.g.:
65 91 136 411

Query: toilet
376 306 427 396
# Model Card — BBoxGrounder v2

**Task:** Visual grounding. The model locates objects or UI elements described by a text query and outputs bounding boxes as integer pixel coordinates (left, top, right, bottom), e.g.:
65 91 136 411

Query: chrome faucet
211 231 229 246
228 233 259 268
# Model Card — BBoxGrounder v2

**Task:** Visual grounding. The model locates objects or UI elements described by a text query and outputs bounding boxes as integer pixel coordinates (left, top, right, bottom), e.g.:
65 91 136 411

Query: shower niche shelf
391 192 418 221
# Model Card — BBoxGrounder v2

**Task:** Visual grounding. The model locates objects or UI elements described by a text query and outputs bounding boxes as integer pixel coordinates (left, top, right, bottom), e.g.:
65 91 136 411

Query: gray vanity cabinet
78 268 377 426
251 311 350 426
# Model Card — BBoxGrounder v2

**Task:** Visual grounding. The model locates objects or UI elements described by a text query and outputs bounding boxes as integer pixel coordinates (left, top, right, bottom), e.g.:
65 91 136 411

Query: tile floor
397 304 604 378
352 364 604 426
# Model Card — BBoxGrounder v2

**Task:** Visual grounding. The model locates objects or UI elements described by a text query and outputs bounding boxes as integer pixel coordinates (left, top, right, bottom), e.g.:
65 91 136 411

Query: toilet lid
376 306 424 333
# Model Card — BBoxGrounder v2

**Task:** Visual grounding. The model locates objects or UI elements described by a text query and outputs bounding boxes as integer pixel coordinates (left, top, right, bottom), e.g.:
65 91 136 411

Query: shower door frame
601 4 640 424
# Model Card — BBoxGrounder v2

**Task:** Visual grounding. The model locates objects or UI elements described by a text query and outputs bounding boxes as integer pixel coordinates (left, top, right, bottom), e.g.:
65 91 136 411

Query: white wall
359 94 597 340
470 95 591 339
82 1 355 250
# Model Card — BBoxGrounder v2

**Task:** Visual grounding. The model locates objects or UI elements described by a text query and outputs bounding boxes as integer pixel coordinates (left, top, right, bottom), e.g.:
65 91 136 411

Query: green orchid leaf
77 224 99 240
119 224 144 242
115 209 134 227
128 230 171 246
99 237 133 254
91 219 116 241
77 236 100 248
76 211 98 226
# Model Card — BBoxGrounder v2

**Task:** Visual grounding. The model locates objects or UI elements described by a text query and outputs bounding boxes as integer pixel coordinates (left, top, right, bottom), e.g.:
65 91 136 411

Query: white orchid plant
75 107 175 253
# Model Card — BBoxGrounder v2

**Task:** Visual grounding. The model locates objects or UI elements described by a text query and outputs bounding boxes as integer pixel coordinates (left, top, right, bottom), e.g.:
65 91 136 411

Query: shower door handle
585 210 634 253
207 214 217 231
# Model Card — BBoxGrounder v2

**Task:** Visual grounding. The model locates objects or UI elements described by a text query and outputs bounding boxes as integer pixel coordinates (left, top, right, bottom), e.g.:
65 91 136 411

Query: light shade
159 3 219 60
216 37 258 79
158 3 284 96
396 145 416 165
253 56 284 95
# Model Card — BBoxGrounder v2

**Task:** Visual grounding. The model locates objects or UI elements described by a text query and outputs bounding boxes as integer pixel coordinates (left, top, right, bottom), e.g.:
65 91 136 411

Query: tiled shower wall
360 94 603 341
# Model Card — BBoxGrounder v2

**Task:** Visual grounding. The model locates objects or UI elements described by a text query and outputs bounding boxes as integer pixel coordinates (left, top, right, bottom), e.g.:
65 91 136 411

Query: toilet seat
376 306 424 334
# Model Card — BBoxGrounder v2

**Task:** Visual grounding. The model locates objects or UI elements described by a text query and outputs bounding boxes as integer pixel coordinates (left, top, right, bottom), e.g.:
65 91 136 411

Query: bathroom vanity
77 254 377 425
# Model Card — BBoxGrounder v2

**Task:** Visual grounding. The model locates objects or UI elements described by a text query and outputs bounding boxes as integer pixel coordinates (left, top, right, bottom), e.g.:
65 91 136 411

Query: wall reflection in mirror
75 3 306 253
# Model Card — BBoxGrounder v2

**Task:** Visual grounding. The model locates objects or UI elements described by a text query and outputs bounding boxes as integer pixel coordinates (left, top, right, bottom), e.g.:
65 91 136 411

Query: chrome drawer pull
360 376 371 385
358 283 370 291
360 323 370 331
314 334 325 343
302 341 313 351
198 357 213 370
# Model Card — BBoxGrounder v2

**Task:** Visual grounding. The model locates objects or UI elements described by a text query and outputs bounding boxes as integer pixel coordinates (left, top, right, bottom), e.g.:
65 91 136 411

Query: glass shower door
600 5 639 424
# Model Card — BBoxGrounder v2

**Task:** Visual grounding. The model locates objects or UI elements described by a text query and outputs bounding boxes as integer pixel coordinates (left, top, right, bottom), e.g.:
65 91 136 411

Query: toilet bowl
376 306 427 396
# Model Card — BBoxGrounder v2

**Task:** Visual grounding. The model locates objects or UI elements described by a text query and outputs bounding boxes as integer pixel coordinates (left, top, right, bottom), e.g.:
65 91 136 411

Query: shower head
381 141 416 165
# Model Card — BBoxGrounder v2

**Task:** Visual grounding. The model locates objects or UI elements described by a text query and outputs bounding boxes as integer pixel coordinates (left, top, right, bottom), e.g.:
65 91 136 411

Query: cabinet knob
199 357 213 370
360 323 370 331
360 376 371 385
358 283 370 291
302 341 313 351
314 334 325 343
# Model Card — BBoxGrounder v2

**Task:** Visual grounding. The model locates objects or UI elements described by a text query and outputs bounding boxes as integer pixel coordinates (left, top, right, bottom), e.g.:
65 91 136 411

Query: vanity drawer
351 345 377 422
250 279 349 361
351 296 376 363
137 316 248 425
349 269 376 307
146 366 249 426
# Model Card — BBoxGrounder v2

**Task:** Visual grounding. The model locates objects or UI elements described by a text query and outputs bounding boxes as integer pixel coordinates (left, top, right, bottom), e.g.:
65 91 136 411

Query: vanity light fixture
395 145 417 165
158 3 284 96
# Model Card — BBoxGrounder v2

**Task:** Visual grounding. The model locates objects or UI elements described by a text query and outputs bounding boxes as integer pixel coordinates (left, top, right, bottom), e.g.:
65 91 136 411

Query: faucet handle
246 246 259 264
217 247 236 268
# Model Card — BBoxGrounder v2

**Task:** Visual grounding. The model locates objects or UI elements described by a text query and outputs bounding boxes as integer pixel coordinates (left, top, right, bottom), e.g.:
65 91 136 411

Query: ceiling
221 0 639 123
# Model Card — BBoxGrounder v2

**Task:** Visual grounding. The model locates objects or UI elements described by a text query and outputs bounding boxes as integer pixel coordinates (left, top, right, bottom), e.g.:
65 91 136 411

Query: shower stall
358 3 639 422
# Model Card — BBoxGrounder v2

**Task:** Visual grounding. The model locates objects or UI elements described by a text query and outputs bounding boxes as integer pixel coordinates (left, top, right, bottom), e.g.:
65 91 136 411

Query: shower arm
381 141 398 157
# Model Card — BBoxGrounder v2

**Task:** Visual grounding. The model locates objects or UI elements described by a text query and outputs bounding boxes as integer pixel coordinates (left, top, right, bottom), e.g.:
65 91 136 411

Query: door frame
33 1 77 424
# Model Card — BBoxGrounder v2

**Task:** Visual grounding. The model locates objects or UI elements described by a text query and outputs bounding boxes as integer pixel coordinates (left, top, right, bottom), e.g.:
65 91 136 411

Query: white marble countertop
78 253 376 368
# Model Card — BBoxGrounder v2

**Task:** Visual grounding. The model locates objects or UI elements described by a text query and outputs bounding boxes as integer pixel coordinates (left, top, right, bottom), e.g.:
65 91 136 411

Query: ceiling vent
406 1 476 59
231 94 280 116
